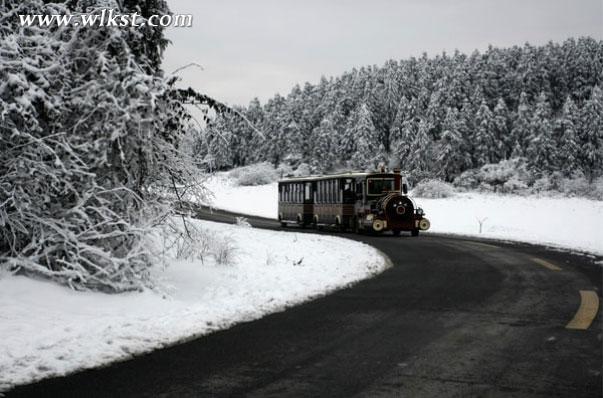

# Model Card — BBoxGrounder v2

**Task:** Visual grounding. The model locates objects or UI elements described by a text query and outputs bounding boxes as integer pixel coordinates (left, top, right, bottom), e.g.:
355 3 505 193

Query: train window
367 178 395 195
321 181 325 203
321 180 325 203
305 183 311 201
333 180 337 203
331 180 334 203
342 179 355 204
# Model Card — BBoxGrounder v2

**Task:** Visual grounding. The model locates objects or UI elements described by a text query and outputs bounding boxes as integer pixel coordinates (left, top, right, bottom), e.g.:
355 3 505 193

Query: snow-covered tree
350 104 379 171
437 108 472 181
473 100 497 165
493 98 511 158
206 117 234 170
310 117 336 172
408 119 432 173
579 86 603 181
511 92 532 157
526 92 556 173
0 0 224 291
557 96 580 175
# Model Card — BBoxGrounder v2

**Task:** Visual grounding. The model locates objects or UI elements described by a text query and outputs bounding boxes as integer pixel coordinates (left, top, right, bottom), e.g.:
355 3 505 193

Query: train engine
356 170 430 236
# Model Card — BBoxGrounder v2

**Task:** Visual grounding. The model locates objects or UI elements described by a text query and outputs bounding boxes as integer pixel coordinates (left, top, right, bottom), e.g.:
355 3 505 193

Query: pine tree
283 120 303 165
493 98 511 158
408 119 432 173
351 104 379 171
511 92 531 157
437 107 472 180
389 97 410 151
526 92 556 173
207 118 233 170
557 96 580 175
579 86 603 182
310 117 336 172
473 100 497 166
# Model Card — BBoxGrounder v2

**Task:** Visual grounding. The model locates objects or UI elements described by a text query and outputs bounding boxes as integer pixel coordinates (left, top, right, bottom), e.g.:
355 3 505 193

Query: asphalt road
7 206 602 397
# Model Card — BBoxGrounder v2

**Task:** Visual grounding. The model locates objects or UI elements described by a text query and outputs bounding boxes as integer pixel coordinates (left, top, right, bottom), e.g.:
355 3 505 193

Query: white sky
163 0 603 106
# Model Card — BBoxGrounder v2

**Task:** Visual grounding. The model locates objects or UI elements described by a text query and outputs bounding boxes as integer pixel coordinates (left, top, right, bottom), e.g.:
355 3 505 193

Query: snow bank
206 176 603 255
206 173 278 218
419 193 602 255
0 220 388 392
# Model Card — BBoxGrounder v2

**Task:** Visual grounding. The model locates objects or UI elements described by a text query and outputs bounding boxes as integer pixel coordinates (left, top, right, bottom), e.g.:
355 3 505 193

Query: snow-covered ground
206 173 603 256
0 219 388 392
206 174 278 219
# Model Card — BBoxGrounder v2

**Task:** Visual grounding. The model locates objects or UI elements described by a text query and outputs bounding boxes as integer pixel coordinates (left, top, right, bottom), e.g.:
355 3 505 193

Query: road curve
7 206 602 397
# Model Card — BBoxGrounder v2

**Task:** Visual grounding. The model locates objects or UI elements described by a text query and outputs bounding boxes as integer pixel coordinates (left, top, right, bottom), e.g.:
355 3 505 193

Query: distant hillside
199 37 602 184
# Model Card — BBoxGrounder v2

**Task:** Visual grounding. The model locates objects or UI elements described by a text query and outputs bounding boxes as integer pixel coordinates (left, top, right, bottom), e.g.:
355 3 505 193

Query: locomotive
277 168 430 236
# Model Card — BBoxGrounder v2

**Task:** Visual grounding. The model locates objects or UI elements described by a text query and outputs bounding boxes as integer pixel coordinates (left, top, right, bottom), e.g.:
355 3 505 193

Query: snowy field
206 174 603 256
0 220 388 392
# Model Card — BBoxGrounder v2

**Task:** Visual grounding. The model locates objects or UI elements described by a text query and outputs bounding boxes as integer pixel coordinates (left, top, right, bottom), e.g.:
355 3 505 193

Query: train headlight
366 214 374 221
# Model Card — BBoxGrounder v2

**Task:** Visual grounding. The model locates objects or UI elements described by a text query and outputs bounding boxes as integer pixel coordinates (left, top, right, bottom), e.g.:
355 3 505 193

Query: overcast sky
163 0 603 106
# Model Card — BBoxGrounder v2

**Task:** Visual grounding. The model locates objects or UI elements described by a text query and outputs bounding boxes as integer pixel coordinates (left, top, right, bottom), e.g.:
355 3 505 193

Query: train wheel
411 229 419 237
392 229 401 236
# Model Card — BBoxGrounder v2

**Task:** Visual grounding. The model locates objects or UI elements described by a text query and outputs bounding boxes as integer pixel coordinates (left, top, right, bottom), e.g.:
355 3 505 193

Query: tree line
202 38 603 183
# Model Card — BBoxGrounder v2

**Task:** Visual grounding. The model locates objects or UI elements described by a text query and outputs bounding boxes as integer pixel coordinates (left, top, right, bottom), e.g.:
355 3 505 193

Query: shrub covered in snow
452 158 603 199
0 1 216 292
454 158 533 193
229 162 279 186
276 163 294 177
555 175 603 200
411 179 456 198
157 219 237 266
293 163 311 177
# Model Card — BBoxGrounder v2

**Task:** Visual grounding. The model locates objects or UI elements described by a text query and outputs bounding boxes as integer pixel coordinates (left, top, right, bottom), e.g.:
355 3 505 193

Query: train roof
278 171 400 183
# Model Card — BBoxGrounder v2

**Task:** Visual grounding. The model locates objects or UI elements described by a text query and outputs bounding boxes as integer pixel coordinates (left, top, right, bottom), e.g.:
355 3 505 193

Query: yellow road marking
531 257 562 271
566 290 600 330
